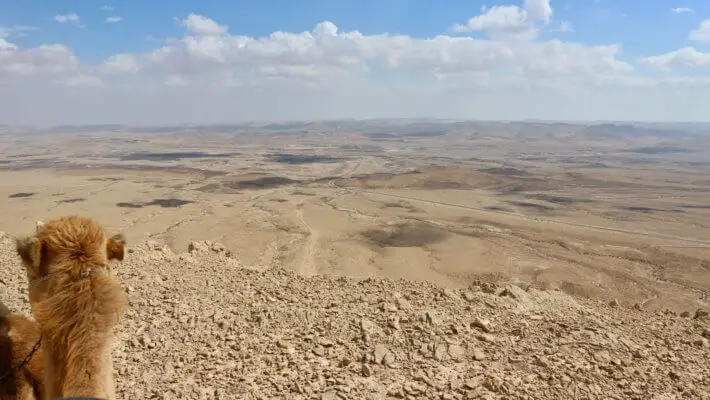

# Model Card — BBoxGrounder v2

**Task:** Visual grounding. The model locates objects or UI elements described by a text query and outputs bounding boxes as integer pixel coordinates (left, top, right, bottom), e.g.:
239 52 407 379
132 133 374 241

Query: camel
0 302 45 400
14 216 128 400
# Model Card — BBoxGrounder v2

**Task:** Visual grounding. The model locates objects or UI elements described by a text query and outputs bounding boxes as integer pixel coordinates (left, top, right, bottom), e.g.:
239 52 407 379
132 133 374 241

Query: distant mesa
364 130 448 140
8 192 35 198
625 146 692 155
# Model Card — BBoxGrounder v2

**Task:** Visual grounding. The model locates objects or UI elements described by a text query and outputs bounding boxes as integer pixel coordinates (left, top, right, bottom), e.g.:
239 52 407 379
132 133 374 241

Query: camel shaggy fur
14 216 128 400
0 303 44 400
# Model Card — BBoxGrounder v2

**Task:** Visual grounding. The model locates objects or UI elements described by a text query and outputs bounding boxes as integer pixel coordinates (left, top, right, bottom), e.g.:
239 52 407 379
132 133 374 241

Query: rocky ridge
0 233 708 399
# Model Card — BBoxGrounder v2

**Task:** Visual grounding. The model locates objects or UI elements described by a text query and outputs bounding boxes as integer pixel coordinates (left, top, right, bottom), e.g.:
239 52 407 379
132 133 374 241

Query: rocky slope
1 233 709 399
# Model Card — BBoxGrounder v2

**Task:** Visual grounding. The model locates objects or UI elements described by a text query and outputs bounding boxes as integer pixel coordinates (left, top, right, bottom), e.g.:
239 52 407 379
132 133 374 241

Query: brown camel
14 216 128 400
0 302 45 400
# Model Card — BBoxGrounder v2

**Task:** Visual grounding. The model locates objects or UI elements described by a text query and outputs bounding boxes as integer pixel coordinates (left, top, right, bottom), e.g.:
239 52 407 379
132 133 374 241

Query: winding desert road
295 203 319 276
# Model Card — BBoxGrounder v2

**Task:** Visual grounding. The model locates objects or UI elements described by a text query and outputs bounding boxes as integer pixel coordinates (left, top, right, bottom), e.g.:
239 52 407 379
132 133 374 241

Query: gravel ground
1 233 709 399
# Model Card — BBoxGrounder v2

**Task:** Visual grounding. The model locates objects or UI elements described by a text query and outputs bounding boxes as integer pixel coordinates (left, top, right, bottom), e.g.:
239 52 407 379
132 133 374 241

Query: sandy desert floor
1 121 708 312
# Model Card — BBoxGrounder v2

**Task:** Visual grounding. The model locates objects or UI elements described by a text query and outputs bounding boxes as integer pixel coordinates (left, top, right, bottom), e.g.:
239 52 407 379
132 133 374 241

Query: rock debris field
0 233 709 399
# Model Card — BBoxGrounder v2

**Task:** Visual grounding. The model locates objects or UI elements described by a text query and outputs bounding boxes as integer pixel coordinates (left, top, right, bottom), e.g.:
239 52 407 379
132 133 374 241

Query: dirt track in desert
1 121 709 315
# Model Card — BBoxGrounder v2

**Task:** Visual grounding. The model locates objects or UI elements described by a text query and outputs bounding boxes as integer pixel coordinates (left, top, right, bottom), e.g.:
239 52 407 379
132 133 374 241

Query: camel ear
35 220 44 233
107 233 126 261
15 236 42 269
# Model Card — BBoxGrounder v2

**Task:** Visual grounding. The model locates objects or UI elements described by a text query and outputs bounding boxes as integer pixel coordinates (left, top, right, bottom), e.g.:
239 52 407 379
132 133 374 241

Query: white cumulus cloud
671 7 693 14
54 13 82 27
105 16 122 24
178 13 229 36
642 47 710 69
689 20 710 42
451 0 553 39
0 25 39 38
1 4 710 124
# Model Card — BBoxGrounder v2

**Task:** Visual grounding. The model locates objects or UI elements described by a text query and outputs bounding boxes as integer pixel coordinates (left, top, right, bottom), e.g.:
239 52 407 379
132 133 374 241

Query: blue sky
1 0 710 124
3 0 708 60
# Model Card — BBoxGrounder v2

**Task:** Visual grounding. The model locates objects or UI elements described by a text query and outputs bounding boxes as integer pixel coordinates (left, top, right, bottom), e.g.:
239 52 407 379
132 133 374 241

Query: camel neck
44 332 115 399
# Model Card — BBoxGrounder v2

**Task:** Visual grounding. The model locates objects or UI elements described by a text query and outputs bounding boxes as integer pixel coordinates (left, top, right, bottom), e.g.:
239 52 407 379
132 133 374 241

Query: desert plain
1 119 709 312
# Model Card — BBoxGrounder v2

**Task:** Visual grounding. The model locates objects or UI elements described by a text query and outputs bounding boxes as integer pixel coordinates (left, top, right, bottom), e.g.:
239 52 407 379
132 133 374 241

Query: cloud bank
1 0 709 125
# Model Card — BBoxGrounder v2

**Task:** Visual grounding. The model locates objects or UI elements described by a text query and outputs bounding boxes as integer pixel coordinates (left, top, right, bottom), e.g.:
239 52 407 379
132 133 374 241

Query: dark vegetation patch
197 176 299 193
680 204 710 209
117 202 144 209
120 152 237 161
0 160 11 164
622 206 685 214
480 167 530 177
292 190 316 196
57 198 85 204
228 177 298 190
624 206 656 213
95 164 226 178
147 199 194 208
402 130 448 137
484 206 514 212
88 177 124 182
116 198 194 209
497 187 527 195
269 198 288 203
267 154 341 164
381 201 421 213
525 194 592 205
507 201 555 212
9 192 35 198
362 222 449 248
625 146 691 155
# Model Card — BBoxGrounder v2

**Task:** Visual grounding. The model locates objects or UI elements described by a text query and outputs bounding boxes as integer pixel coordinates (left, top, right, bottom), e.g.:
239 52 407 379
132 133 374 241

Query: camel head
14 216 126 288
